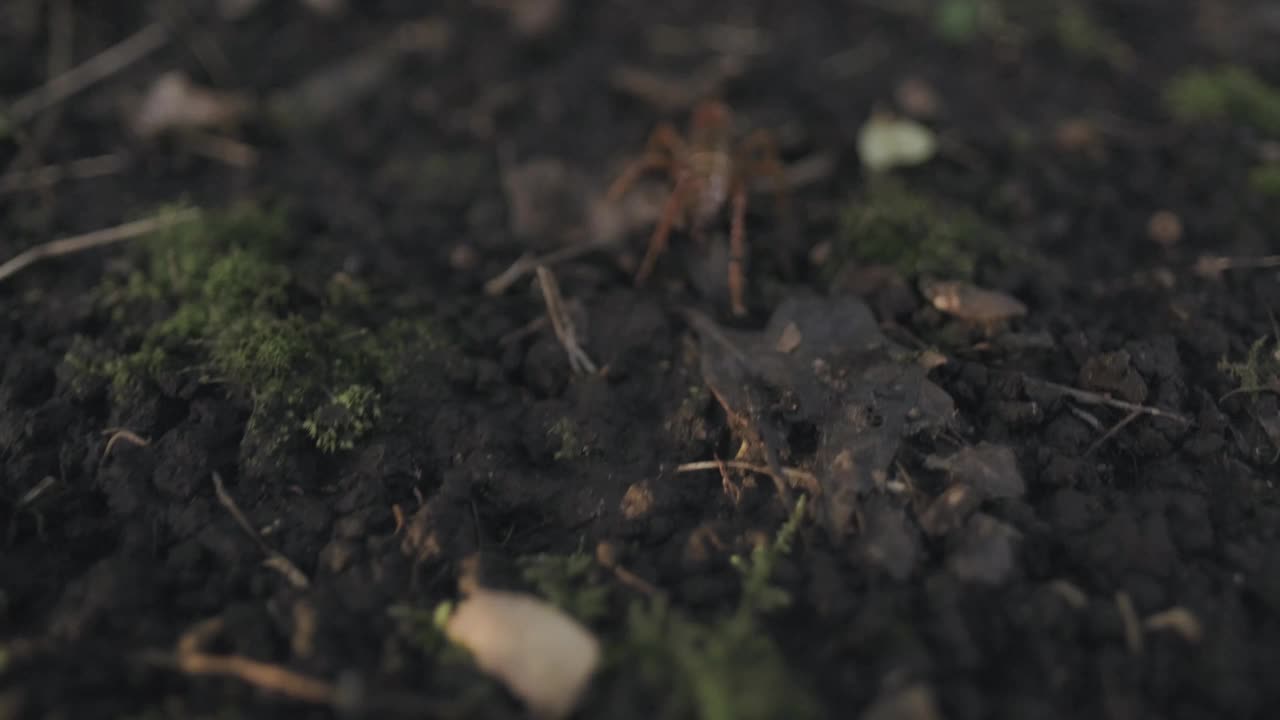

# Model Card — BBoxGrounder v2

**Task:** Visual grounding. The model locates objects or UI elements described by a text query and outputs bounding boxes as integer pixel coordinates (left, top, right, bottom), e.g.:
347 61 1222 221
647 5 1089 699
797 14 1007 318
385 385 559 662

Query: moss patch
1164 65 1280 136
64 204 447 467
1249 163 1280 198
830 178 1011 282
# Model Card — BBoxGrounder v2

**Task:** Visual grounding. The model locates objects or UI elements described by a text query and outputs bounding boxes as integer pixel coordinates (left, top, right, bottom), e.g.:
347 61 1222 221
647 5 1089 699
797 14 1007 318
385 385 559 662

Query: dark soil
3 1 1280 719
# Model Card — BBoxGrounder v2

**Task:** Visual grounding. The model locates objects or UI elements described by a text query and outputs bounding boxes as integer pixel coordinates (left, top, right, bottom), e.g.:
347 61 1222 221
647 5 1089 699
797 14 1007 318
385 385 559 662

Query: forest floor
3 1 1280 719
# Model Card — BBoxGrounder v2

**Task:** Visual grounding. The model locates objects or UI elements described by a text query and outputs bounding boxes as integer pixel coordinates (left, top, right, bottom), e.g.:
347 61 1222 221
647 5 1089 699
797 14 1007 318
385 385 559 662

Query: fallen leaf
688 295 955 538
920 279 1027 323
857 111 937 173
924 442 1025 500
445 588 601 720
131 71 252 138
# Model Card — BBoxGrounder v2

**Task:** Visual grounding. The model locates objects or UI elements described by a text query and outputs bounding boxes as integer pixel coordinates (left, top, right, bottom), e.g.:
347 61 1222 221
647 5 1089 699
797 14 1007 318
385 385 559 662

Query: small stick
535 265 597 375
0 153 130 195
211 472 309 588
1022 376 1192 425
1116 591 1144 656
484 243 603 296
675 460 819 490
0 208 200 283
6 23 171 125
1085 408 1143 456
102 427 150 459
1194 254 1280 278
172 617 336 704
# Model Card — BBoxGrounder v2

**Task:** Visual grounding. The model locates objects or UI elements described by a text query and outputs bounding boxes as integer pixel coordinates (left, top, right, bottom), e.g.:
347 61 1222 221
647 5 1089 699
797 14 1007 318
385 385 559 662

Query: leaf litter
686 296 956 547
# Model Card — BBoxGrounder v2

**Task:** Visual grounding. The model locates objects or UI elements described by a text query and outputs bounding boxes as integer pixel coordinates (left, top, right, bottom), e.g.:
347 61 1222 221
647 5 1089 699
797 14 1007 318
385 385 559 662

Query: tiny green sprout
547 417 592 461
389 600 458 656
519 548 610 623
1164 65 1280 135
1249 164 1280 198
1219 335 1280 401
731 494 807 616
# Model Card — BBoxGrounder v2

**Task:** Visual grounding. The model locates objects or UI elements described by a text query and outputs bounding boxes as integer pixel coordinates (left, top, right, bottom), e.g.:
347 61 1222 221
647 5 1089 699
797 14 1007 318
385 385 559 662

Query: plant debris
687 295 955 537
857 110 938 173
920 279 1027 324
444 588 601 720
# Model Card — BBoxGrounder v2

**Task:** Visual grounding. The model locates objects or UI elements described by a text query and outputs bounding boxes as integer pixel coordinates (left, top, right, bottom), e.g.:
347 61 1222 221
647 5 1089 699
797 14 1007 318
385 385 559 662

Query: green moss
67 203 449 464
302 384 382 453
1055 3 1132 69
1249 163 1280 197
519 549 611 624
831 178 1009 281
615 495 817 720
388 601 458 657
1164 65 1280 135
1220 335 1280 398
548 417 593 461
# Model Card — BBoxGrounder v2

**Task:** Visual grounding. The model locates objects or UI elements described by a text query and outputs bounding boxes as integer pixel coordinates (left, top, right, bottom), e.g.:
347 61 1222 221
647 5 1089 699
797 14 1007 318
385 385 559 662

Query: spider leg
728 178 749 316
739 129 790 218
635 175 692 288
607 123 687 201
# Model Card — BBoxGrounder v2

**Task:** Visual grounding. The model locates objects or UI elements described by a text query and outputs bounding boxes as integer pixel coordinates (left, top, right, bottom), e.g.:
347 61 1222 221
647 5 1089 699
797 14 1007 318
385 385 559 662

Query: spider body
607 101 786 316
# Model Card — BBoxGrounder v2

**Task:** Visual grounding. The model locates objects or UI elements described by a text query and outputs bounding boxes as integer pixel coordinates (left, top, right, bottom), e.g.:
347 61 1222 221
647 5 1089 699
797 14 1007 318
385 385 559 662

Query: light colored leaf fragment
445 588 601 720
131 71 252 138
857 111 937 173
921 279 1027 322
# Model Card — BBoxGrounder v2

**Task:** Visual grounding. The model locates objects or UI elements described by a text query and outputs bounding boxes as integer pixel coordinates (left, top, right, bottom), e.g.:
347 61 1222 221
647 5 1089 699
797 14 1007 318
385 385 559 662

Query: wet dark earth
3 1 1280 718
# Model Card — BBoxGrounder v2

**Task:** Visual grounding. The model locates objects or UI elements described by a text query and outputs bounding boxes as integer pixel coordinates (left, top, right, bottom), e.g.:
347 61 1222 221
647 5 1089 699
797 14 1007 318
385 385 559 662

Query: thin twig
484 243 603 296
1194 254 1280 278
171 617 336 704
6 23 170 125
211 472 309 588
0 208 200 283
1022 376 1192 425
675 460 819 490
1085 409 1143 456
0 153 131 195
535 265 597 375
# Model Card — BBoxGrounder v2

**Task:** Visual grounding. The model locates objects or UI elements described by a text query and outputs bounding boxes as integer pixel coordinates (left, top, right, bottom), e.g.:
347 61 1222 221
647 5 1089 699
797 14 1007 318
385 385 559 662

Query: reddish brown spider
606 100 787 316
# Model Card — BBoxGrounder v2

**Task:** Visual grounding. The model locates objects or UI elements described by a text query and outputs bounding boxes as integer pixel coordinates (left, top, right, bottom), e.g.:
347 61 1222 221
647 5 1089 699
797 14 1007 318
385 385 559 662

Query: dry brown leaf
445 588 601 720
921 279 1027 323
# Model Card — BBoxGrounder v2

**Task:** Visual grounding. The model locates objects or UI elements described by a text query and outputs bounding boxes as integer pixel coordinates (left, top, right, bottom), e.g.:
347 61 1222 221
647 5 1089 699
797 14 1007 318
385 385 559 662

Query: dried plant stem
0 208 200 283
211 472 309 588
7 23 170 125
536 265 597 374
